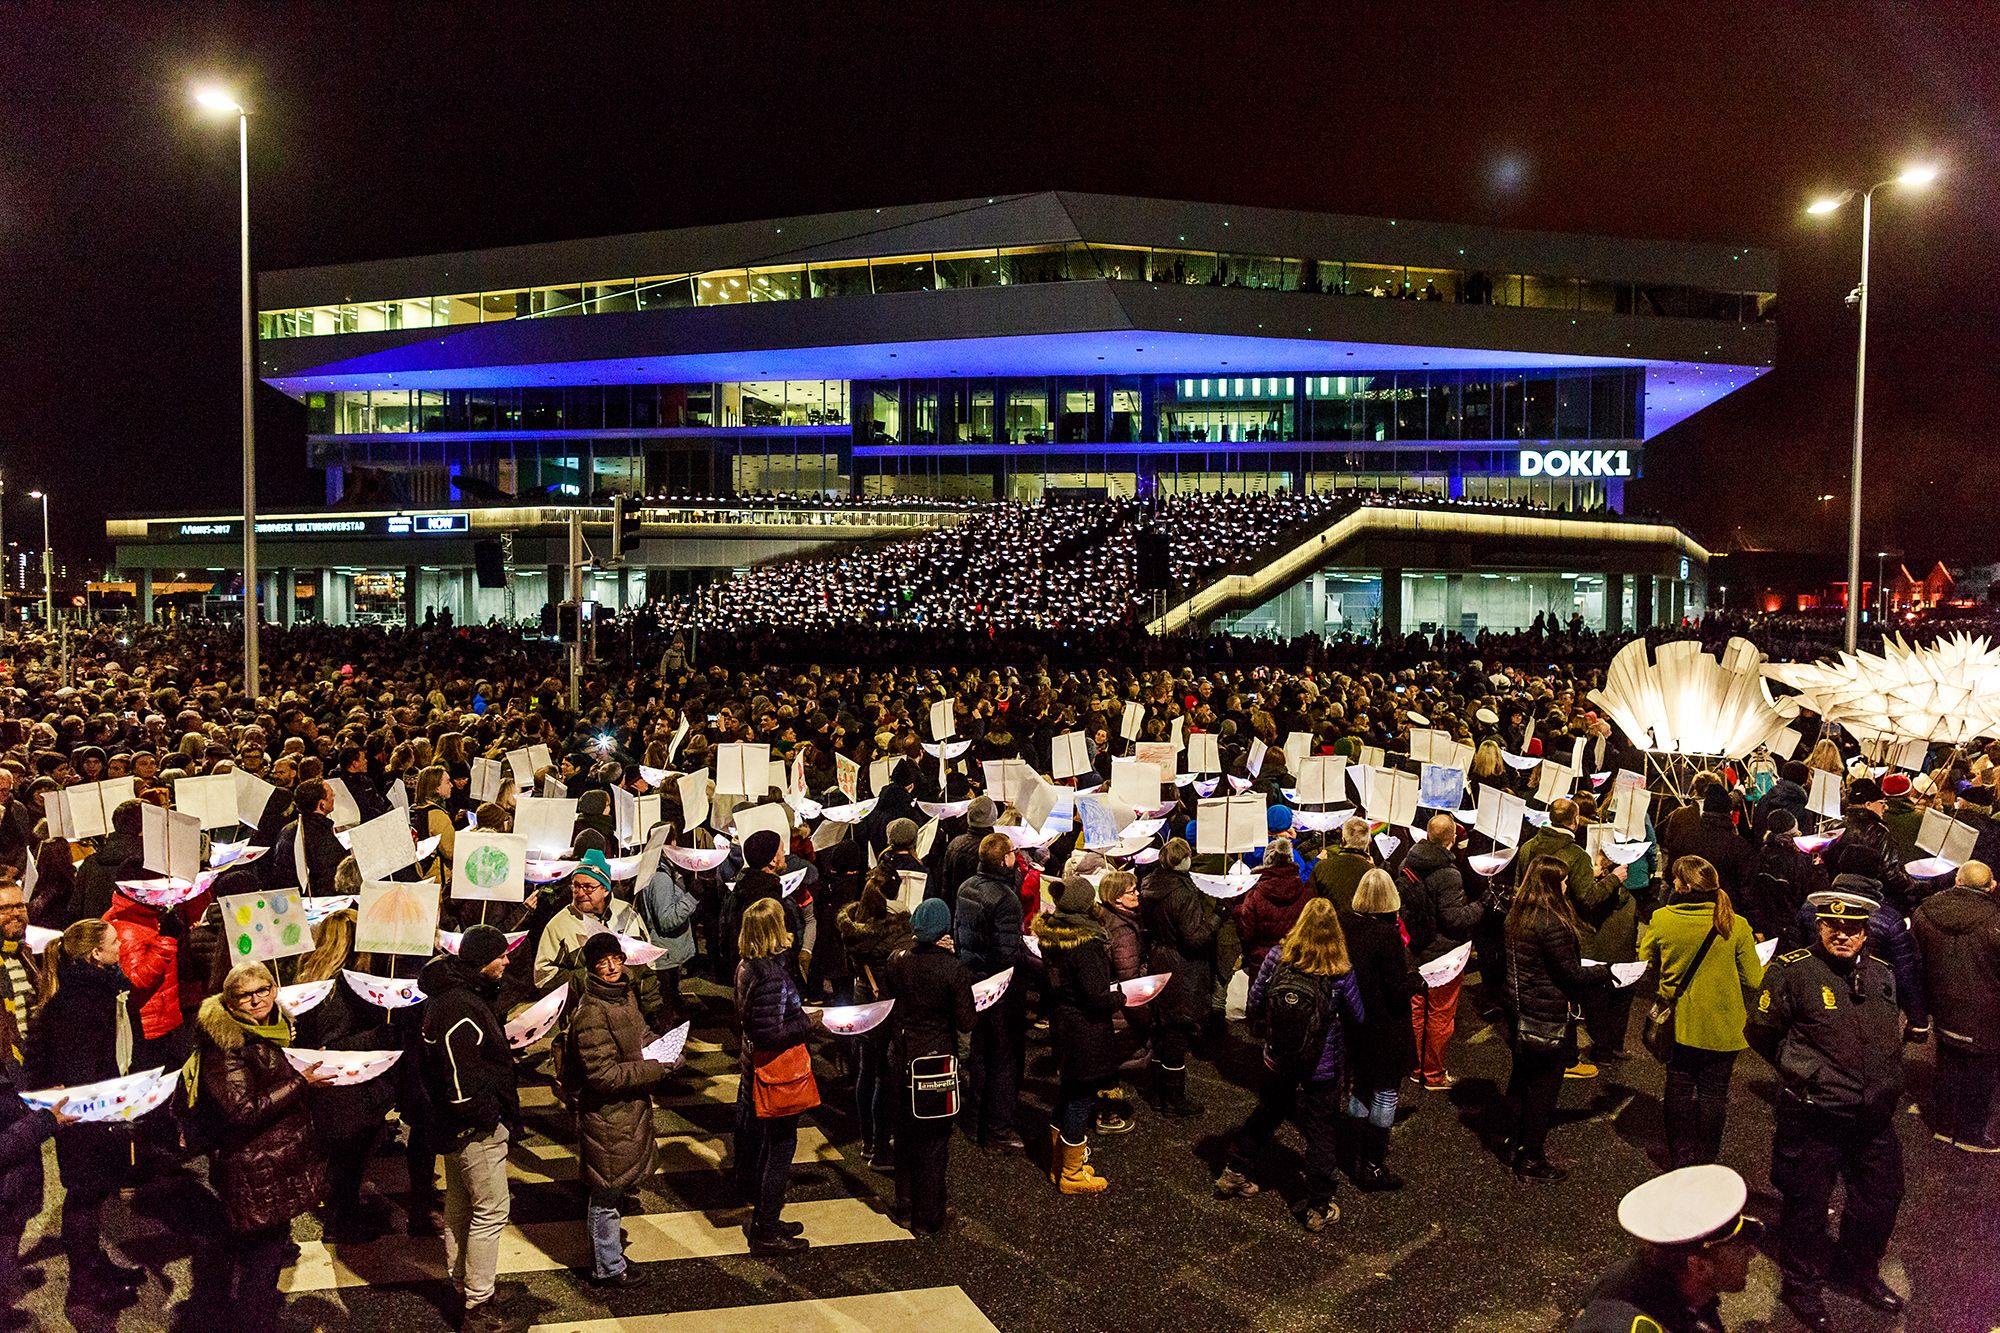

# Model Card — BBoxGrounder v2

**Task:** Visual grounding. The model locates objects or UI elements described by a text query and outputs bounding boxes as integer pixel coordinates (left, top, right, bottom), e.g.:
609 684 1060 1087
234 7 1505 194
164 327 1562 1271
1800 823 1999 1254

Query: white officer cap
1809 886 1879 923
1475 707 1500 726
1616 1164 1759 1247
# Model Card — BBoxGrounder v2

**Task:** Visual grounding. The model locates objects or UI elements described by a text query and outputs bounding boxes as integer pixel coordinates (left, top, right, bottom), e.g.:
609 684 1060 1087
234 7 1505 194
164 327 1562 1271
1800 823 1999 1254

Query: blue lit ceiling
269 330 1764 443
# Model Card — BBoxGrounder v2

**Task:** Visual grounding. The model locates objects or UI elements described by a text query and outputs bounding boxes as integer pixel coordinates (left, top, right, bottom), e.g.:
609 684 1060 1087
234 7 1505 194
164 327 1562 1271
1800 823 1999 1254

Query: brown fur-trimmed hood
1032 912 1107 950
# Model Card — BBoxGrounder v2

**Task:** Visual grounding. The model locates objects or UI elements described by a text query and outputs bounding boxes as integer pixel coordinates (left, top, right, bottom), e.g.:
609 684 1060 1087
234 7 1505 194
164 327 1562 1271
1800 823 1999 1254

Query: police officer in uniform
1746 888 1909 1331
1568 1163 1763 1333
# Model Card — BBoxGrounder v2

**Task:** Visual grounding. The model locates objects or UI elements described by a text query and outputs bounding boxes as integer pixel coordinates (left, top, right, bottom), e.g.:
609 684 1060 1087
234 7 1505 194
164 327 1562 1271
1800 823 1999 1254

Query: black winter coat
1913 886 2000 1054
267 811 346 897
1339 910 1422 1085
27 953 132 1193
735 956 811 1061
418 954 521 1148
1140 866 1216 1029
1035 916 1125 1084
1742 836 1829 941
836 906 913 1004
195 995 328 1233
0 1048 54 1220
1671 812 1754 896
74 830 144 923
882 942 975 1063
938 831 986 913
1401 840 1484 963
952 868 1023 981
1505 910 1606 1034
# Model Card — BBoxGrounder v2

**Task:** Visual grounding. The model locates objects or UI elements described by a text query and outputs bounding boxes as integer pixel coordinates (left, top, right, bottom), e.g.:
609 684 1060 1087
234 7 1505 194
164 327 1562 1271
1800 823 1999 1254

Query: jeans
443 1125 511 1308
855 1030 893 1156
586 1185 625 1279
1055 1079 1104 1142
1933 1044 2000 1145
732 1084 799 1232
1507 1036 1574 1159
1346 1083 1398 1129
1410 976 1460 1081
1228 1066 1342 1208
1664 1044 1737 1168
964 988 1022 1137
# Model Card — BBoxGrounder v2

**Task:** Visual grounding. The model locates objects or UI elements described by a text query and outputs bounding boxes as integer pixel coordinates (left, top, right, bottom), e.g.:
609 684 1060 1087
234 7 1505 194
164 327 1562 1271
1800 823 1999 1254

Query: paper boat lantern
920 739 972 759
304 895 359 925
342 968 426 1009
642 1020 690 1066
116 879 209 909
1020 932 1042 959
24 925 60 955
996 823 1057 850
1114 973 1171 1006
662 844 732 872
1466 849 1517 879
21 1066 176 1124
971 967 1014 1013
281 1047 402 1086
1588 636 1791 758
1756 938 1780 965
817 801 876 824
525 860 579 884
1793 833 1838 855
209 842 268 870
599 931 665 966
276 978 336 1018
505 983 569 1049
785 794 824 820
1191 868 1256 900
813 998 895 1035
438 929 528 956
917 799 972 819
1601 838 1653 867
1419 941 1473 988
1762 633 2000 745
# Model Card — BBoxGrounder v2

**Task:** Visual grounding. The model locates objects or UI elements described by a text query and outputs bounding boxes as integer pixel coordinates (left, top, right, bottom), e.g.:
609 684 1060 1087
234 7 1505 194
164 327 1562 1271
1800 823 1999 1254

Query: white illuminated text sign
1518 448 1632 478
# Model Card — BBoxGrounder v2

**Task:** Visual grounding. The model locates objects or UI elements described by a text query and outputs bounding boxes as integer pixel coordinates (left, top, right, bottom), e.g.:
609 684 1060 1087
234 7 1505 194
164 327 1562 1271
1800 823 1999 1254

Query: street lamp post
195 84 260 701
1808 162 1939 653
28 490 58 686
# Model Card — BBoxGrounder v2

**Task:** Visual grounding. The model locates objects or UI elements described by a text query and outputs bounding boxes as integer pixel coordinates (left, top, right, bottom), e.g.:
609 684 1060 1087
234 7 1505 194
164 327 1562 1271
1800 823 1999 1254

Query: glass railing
261 241 1774 339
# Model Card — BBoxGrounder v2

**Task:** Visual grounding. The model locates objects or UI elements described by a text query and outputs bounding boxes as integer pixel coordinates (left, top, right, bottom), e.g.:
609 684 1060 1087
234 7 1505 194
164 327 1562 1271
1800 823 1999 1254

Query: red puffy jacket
104 895 181 1040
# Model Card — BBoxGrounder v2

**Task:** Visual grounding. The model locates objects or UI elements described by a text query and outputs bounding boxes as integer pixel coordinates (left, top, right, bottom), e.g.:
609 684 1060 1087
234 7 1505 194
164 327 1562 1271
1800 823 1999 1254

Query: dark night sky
5 2 1997 567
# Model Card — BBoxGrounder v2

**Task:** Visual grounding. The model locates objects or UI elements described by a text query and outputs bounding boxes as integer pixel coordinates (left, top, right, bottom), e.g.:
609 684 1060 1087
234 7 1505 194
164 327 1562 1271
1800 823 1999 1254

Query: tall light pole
195 83 259 700
1807 162 1939 653
28 490 58 686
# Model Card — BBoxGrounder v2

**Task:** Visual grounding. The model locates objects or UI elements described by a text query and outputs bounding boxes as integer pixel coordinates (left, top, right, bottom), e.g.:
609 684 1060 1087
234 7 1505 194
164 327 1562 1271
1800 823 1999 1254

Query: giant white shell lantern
1587 636 1792 759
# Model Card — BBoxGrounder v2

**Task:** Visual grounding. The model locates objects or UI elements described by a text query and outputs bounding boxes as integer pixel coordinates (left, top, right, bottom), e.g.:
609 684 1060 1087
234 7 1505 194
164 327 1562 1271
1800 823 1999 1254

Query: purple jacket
1249 947 1364 1083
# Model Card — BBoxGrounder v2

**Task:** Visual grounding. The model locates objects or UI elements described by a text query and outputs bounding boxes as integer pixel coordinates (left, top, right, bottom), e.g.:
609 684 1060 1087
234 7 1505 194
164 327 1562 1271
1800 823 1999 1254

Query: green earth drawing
466 845 512 889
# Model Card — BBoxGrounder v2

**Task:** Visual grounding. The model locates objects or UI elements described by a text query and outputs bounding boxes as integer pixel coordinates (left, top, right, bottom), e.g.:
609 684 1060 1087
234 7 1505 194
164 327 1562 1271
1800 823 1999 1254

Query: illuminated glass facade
256 192 1774 515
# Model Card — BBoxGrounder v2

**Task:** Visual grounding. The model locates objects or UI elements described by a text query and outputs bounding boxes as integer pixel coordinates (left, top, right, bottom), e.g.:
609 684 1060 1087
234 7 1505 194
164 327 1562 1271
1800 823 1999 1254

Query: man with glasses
0 884 37 1060
1747 888 1909 1332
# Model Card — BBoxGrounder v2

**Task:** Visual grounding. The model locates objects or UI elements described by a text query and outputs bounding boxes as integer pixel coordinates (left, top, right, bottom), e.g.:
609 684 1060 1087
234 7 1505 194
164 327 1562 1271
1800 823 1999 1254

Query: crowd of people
0 615 1992 1331
663 489 1589 634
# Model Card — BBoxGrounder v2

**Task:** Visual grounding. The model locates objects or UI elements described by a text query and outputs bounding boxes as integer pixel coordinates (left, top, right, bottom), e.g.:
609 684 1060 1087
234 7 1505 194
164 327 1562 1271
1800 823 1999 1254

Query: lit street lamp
27 489 60 685
1807 161 1939 652
194 81 260 700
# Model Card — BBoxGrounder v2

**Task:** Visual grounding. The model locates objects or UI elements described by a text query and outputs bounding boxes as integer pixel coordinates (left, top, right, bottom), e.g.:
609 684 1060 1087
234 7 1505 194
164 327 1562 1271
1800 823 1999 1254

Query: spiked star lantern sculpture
1761 633 2000 747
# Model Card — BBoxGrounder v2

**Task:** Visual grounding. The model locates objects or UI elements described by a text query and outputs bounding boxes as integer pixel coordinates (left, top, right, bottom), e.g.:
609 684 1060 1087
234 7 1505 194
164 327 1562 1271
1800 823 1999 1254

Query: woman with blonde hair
1639 854 1766 1167
732 897 820 1254
1805 738 1844 777
1213 899 1362 1233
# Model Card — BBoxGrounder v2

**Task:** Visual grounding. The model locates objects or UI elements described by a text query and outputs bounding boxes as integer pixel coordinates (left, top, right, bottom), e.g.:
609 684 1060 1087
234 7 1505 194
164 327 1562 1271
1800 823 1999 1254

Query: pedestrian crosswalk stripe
523 1284 1001 1332
375 1125 841 1189
518 1072 740 1111
280 1195 911 1292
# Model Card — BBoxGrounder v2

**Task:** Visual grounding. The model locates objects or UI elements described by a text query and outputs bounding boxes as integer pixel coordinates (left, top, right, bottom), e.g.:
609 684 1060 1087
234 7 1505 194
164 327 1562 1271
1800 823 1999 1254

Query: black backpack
1264 963 1333 1075
1398 864 1439 956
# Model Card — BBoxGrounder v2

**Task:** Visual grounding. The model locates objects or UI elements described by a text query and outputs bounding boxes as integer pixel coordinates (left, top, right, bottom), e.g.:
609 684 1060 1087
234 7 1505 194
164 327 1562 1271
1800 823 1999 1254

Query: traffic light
611 494 641 562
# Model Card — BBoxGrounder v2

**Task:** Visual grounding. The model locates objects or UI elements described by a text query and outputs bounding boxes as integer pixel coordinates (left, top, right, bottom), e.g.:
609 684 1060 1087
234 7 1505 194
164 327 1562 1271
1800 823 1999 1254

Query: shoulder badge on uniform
1821 984 1838 1010
1778 949 1810 964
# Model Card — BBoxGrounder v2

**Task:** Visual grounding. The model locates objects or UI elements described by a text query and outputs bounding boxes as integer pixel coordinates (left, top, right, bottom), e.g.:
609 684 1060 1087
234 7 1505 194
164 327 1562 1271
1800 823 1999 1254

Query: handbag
1642 928 1720 1062
750 1043 821 1119
1516 1011 1573 1052
909 1053 960 1120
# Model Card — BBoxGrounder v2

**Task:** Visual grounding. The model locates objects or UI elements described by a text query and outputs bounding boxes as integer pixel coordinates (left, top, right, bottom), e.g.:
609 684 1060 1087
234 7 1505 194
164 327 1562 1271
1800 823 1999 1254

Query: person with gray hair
1310 817 1377 913
1913 859 2000 1152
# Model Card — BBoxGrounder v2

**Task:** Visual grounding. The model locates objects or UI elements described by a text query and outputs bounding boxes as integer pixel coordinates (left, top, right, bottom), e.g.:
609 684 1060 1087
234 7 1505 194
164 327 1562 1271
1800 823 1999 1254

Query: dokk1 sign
1517 448 1633 478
